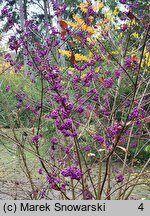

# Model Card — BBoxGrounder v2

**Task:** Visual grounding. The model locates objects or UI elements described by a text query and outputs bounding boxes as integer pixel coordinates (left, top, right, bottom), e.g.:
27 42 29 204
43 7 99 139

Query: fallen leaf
59 20 68 29
70 51 76 65
126 11 135 20
60 30 67 38
107 53 111 61
98 77 104 84
116 146 128 153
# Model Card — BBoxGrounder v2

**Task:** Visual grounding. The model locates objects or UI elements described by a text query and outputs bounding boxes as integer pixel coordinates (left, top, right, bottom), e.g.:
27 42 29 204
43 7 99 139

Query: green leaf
145 145 150 153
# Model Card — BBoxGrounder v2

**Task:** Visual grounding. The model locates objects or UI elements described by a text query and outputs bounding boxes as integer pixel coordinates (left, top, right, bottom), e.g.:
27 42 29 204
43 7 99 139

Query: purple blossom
7 14 14 30
76 105 84 114
63 118 73 130
50 110 58 119
114 67 123 78
1 6 8 16
59 107 69 119
46 173 59 189
61 130 71 137
119 0 126 4
61 166 82 180
124 57 132 68
82 189 94 200
16 101 22 109
25 104 30 110
15 63 22 72
39 190 46 199
84 17 91 26
146 43 150 52
65 102 74 110
27 60 33 67
74 63 87 71
87 60 95 67
107 122 122 137
53 2 67 16
4 53 11 60
31 107 38 115
15 91 26 101
70 131 78 137
88 88 99 101
129 107 146 122
87 7 96 16
9 37 20 52
24 20 38 31
92 134 104 143
115 174 124 183
103 77 113 88
38 168 43 175
81 71 95 86
130 143 137 148
32 135 39 143
51 137 58 145
82 146 92 152
60 183 67 191
5 85 10 92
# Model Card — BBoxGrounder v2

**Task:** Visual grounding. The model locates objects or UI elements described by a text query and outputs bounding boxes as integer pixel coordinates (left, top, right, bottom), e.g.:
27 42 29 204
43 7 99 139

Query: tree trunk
18 0 28 77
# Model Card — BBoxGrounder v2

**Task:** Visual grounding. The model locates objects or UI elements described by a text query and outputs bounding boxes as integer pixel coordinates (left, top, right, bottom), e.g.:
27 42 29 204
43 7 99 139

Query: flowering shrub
0 0 150 200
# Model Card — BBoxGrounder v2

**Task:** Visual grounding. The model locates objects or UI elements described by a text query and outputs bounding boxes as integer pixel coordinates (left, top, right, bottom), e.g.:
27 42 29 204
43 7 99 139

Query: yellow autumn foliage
113 7 119 16
0 61 15 76
58 49 91 62
70 15 95 35
132 32 139 38
145 52 150 67
79 1 104 13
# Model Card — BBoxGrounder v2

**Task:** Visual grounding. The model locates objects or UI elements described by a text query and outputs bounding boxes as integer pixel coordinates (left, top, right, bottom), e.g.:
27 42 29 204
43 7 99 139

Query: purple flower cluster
115 174 124 183
81 71 95 87
74 60 95 72
32 135 39 143
52 0 67 16
120 23 128 32
15 91 26 102
4 53 15 66
87 7 96 17
46 173 59 189
107 122 122 138
51 137 58 145
5 85 10 92
129 107 146 125
1 6 14 30
124 57 132 68
61 166 83 180
82 189 93 200
63 118 73 130
88 89 99 101
1 6 8 16
24 20 38 31
119 0 126 4
32 133 43 143
146 43 150 52
50 110 58 119
103 77 113 88
46 172 68 191
130 142 137 148
9 36 21 52
114 67 123 78
76 105 84 114
38 168 43 175
92 134 104 143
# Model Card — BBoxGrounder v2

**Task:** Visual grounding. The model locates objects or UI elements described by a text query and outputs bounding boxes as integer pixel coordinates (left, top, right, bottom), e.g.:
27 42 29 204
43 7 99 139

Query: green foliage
145 145 150 153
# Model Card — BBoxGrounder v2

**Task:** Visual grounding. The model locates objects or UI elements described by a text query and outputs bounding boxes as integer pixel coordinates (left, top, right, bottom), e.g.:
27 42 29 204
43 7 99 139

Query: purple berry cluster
61 166 83 180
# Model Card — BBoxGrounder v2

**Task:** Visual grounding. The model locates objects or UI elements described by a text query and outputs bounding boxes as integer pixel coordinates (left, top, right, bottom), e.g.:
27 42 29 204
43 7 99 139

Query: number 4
138 203 144 211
